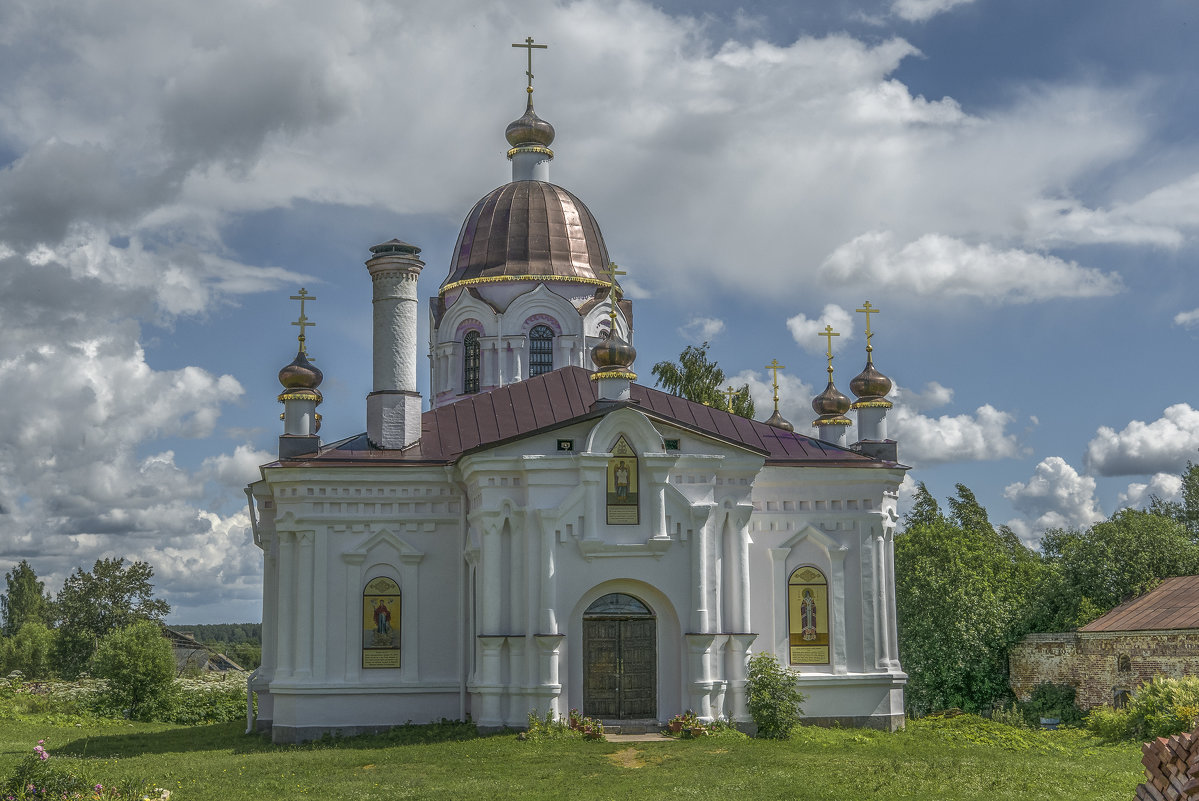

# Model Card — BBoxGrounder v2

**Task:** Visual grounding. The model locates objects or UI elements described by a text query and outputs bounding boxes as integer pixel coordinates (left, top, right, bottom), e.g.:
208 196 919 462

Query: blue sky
2 0 1198 622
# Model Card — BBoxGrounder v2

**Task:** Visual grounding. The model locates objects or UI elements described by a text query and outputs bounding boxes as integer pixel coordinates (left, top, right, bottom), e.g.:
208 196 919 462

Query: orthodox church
246 47 908 743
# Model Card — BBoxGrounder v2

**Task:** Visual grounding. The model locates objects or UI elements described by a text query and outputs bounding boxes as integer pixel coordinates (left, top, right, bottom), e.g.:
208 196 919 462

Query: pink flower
94 785 103 791
37 740 44 745
38 751 49 760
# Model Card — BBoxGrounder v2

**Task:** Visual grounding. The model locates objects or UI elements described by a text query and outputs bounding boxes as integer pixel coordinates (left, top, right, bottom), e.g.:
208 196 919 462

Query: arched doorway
583 593 656 719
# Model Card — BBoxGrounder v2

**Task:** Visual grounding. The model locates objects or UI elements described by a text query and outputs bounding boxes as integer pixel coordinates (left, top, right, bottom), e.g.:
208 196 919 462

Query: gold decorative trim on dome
507 145 554 159
590 370 637 381
278 389 322 403
812 417 852 427
440 274 611 295
850 399 893 409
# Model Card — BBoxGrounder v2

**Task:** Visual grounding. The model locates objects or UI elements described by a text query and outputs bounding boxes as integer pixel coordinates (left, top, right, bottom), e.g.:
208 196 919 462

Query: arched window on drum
463 331 481 394
787 566 829 665
529 324 554 377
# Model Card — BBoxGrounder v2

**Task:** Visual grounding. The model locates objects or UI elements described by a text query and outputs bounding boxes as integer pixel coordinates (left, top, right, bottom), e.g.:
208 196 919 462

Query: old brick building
1010 575 1199 710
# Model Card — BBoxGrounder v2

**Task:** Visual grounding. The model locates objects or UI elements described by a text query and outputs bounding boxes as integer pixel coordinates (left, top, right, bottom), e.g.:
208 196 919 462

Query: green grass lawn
0 715 1142 801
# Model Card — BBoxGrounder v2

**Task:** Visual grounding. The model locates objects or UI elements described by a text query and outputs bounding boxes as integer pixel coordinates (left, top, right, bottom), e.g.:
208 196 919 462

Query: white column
830 546 849 675
691 521 711 632
735 514 752 633
343 554 365 684
365 240 425 449
294 531 315 679
275 531 295 679
685 633 717 721
539 526 557 633
725 634 757 723
768 548 789 657
885 528 902 668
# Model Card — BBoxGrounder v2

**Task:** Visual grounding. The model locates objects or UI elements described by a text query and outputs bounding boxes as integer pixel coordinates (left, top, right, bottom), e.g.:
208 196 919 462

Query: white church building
246 52 908 743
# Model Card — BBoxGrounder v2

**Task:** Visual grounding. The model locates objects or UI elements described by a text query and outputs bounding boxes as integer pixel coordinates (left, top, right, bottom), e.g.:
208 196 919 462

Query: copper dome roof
441 180 610 293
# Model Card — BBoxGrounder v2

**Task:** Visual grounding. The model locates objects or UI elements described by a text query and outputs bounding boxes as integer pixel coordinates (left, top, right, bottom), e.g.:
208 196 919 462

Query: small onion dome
279 350 323 391
591 329 637 371
505 99 556 148
764 409 794 432
812 380 852 427
850 360 893 408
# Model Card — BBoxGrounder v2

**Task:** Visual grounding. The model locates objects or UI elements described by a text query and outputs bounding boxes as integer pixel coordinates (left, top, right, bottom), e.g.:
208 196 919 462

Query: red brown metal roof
280 365 898 469
1079 575 1199 632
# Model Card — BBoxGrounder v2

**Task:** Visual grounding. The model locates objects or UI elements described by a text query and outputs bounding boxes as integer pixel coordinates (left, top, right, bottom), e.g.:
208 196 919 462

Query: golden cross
856 300 880 355
600 261 627 324
764 358 785 412
819 325 839 376
723 386 737 412
290 288 316 355
512 36 548 95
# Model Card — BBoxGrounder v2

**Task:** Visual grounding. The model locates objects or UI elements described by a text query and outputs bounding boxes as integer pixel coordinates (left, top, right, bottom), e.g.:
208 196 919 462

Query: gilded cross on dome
764 359 785 413
290 288 317 355
723 385 737 412
856 300 880 355
600 261 627 325
819 325 839 375
511 36 548 95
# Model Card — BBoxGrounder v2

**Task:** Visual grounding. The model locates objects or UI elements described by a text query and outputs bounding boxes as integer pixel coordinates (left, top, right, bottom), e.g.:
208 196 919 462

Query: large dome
441 180 610 293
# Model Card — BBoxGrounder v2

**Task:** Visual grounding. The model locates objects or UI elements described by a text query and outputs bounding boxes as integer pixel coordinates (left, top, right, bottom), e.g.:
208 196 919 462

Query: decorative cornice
506 145 554 159
441 274 610 295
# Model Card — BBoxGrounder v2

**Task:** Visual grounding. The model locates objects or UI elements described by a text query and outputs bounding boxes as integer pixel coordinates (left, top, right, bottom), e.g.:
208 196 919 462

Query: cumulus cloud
1085 404 1199 476
1118 472 1183 510
1175 308 1199 328
822 232 1123 303
786 304 854 355
678 316 725 342
1003 457 1104 539
891 0 976 22
729 368 818 430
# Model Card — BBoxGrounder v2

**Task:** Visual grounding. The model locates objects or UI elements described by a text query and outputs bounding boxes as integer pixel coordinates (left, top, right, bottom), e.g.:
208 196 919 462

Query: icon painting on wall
606 435 639 525
787 566 830 664
362 576 401 669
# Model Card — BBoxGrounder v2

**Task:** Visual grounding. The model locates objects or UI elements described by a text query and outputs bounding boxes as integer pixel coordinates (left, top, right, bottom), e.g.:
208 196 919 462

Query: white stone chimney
365 239 424 449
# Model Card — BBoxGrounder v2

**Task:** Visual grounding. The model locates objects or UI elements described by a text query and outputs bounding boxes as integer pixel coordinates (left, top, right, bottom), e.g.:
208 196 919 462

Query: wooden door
583 617 657 719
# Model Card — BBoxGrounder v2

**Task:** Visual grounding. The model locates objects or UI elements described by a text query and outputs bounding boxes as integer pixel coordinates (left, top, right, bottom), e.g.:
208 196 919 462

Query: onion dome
591 328 637 372
278 351 323 403
505 99 556 148
764 409 794 432
812 379 852 428
441 181 611 292
850 358 894 409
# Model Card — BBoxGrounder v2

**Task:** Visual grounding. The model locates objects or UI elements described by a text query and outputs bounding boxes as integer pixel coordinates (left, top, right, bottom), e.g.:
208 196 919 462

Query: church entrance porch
582 593 656 720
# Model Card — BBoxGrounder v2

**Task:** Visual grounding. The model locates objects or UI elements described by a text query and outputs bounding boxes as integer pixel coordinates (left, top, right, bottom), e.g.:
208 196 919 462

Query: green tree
651 342 755 418
1030 509 1199 631
90 620 176 719
1 560 53 637
745 651 805 739
1150 461 1199 538
0 621 57 678
54 558 170 678
895 484 1044 716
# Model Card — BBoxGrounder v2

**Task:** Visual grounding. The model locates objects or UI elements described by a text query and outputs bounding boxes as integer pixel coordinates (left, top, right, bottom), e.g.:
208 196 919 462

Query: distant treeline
173 623 261 644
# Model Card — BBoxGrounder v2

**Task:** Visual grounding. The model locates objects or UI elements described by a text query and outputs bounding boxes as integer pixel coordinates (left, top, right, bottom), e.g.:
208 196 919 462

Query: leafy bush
89 620 176 720
1021 682 1084 727
1085 676 1199 741
990 702 1030 729
166 675 248 724
745 652 805 739
0 622 57 679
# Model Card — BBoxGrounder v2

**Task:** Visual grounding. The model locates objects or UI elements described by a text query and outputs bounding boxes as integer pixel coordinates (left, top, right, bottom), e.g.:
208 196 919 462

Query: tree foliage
1 560 53 638
0 621 57 678
1150 461 1199 538
651 342 755 418
54 558 170 678
895 483 1045 716
90 620 177 719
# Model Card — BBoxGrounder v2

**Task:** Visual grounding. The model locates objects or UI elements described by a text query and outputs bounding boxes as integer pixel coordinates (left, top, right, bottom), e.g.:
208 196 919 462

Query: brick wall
1009 630 1199 710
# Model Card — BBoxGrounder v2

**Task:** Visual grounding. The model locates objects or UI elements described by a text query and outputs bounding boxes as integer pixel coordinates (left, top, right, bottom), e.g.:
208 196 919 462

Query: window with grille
463 331 480 393
529 324 554 377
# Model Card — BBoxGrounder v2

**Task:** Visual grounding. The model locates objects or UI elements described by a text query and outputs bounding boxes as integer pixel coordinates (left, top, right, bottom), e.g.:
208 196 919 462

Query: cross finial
764 359 785 413
723 386 738 412
819 325 840 377
512 36 548 96
600 261 627 325
290 288 316 355
856 300 880 358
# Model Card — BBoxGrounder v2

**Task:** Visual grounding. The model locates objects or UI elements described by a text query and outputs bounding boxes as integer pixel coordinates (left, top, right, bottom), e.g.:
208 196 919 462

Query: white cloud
1118 472 1183 510
1175 308 1199 328
1003 457 1104 538
786 304 854 355
730 368 818 430
678 316 725 342
822 231 1123 303
891 0 976 23
1085 403 1199 476
890 401 1023 466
